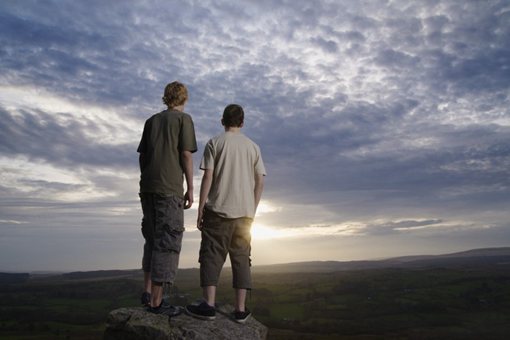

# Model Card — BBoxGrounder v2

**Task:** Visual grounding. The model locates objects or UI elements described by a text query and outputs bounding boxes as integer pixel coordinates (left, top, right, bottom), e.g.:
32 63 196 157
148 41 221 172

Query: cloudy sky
1 0 509 272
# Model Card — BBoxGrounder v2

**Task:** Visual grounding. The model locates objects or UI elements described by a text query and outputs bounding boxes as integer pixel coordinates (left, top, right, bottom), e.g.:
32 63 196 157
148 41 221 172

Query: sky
1 0 509 272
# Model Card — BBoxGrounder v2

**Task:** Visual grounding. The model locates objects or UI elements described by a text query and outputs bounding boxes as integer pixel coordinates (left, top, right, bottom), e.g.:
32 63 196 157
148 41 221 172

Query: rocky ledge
103 304 268 340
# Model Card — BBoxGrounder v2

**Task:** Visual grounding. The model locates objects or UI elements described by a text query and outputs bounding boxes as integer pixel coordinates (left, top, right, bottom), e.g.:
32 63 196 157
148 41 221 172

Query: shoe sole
234 314 251 324
185 307 216 321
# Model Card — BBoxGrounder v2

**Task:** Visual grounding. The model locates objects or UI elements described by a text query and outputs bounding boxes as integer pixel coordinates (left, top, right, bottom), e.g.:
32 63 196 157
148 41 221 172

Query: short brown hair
222 104 244 127
162 81 188 108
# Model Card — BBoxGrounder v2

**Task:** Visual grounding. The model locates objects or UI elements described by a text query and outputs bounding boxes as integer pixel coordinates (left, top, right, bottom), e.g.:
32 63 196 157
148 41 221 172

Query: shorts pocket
158 227 184 253
153 194 184 253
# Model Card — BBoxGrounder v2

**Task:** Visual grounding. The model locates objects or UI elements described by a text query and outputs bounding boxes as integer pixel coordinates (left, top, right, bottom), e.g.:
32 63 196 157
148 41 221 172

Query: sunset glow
251 223 288 240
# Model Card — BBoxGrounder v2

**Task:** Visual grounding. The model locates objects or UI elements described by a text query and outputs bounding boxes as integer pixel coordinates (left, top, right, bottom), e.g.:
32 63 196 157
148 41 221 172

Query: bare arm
254 173 265 214
181 150 194 209
197 169 213 230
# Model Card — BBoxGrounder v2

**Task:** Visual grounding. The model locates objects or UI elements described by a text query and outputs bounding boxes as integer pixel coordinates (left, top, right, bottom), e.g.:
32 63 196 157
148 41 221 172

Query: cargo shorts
140 193 184 284
199 208 253 289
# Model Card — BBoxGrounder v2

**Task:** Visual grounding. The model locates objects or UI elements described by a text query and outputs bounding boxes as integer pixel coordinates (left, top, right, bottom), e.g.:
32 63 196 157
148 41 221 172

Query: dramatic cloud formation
1 0 509 271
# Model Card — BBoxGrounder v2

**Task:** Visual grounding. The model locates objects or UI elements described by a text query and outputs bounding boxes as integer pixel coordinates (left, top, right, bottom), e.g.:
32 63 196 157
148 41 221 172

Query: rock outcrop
103 304 268 340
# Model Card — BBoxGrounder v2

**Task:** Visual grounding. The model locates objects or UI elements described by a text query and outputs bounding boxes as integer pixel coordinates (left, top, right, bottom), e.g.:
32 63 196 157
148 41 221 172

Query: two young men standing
137 82 265 323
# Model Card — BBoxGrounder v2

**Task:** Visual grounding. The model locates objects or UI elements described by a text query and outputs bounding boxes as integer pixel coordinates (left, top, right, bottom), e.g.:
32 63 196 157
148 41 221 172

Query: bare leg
144 271 151 293
235 288 247 312
203 286 216 307
151 282 163 307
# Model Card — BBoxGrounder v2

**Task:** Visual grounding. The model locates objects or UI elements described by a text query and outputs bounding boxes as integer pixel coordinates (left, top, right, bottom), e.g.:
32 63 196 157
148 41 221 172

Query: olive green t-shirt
137 109 197 197
200 131 266 218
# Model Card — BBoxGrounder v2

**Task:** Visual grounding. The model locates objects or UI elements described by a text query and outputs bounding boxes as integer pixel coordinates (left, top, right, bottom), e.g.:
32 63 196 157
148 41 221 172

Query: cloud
1 0 509 270
273 218 501 239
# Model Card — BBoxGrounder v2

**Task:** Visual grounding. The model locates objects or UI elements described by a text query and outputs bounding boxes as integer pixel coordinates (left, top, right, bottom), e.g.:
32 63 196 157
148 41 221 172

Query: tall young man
185 104 265 323
137 81 197 316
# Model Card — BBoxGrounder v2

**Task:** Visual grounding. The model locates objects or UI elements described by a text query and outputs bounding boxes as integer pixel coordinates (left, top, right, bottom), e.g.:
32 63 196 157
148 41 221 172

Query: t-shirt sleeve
254 145 266 176
180 114 198 153
200 140 215 170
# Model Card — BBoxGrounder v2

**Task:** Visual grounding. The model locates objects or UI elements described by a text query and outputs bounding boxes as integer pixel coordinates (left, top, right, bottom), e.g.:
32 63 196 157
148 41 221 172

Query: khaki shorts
140 193 184 284
199 208 253 289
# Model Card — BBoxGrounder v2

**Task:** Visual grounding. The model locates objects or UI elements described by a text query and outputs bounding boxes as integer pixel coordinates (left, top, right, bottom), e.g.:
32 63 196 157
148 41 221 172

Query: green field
1 265 510 339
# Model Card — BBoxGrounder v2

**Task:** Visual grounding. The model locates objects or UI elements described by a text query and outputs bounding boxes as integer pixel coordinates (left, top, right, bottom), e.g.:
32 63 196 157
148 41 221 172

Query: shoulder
143 111 163 127
146 111 159 121
202 137 217 156
146 109 167 122
208 133 224 145
177 111 194 121
241 134 261 149
206 133 229 149
178 112 196 130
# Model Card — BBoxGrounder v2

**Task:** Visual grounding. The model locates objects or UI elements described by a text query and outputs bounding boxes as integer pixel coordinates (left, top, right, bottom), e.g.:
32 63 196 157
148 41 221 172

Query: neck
169 105 185 112
224 126 241 133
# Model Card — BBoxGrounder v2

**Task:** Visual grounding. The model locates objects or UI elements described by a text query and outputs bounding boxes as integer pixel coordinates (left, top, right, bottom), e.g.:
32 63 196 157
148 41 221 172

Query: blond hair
162 81 188 108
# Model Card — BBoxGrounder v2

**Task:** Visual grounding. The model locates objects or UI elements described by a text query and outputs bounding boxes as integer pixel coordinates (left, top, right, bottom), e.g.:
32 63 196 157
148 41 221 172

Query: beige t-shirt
200 131 266 218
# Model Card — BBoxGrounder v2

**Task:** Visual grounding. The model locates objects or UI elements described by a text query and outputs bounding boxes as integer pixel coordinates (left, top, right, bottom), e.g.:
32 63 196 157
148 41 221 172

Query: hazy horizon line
2 245 509 274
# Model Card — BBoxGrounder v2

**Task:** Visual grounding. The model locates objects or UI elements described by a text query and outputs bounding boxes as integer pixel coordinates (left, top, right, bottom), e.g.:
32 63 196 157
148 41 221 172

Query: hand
197 207 204 230
183 190 193 209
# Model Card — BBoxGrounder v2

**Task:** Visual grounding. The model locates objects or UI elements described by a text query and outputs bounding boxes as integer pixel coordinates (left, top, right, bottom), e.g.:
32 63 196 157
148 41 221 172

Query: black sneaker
148 300 182 317
141 292 151 307
185 301 216 320
233 308 251 324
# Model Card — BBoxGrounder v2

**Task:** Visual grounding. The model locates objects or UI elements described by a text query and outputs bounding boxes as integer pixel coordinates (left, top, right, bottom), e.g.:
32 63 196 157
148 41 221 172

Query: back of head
162 81 188 108
222 104 244 128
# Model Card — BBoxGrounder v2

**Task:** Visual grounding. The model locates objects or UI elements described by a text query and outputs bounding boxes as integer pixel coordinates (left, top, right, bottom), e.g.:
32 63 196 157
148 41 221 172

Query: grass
270 303 305 320
1 266 510 339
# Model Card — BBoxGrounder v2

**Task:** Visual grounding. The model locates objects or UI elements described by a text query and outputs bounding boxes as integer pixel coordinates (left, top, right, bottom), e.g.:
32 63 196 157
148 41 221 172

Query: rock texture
103 304 268 340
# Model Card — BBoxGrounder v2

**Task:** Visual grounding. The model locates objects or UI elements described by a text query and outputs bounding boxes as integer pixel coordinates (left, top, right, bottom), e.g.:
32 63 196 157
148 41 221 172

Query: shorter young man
185 104 265 323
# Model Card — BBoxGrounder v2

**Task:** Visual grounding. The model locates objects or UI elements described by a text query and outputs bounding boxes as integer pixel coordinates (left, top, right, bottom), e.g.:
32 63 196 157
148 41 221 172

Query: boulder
103 304 268 340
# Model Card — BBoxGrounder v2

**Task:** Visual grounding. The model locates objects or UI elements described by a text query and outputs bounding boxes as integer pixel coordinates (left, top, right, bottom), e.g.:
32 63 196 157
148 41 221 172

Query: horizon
1 1 510 273
3 245 510 274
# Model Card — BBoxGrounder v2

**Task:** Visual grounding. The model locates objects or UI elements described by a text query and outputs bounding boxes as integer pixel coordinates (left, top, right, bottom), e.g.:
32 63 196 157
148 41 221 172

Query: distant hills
1 247 509 283
252 247 510 273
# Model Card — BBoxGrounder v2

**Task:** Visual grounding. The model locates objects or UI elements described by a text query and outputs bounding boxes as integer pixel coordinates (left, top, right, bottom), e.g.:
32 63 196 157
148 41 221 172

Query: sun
251 223 285 240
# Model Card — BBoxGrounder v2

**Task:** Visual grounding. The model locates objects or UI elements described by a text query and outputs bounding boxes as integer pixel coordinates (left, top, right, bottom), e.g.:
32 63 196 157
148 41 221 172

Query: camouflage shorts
140 193 184 284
